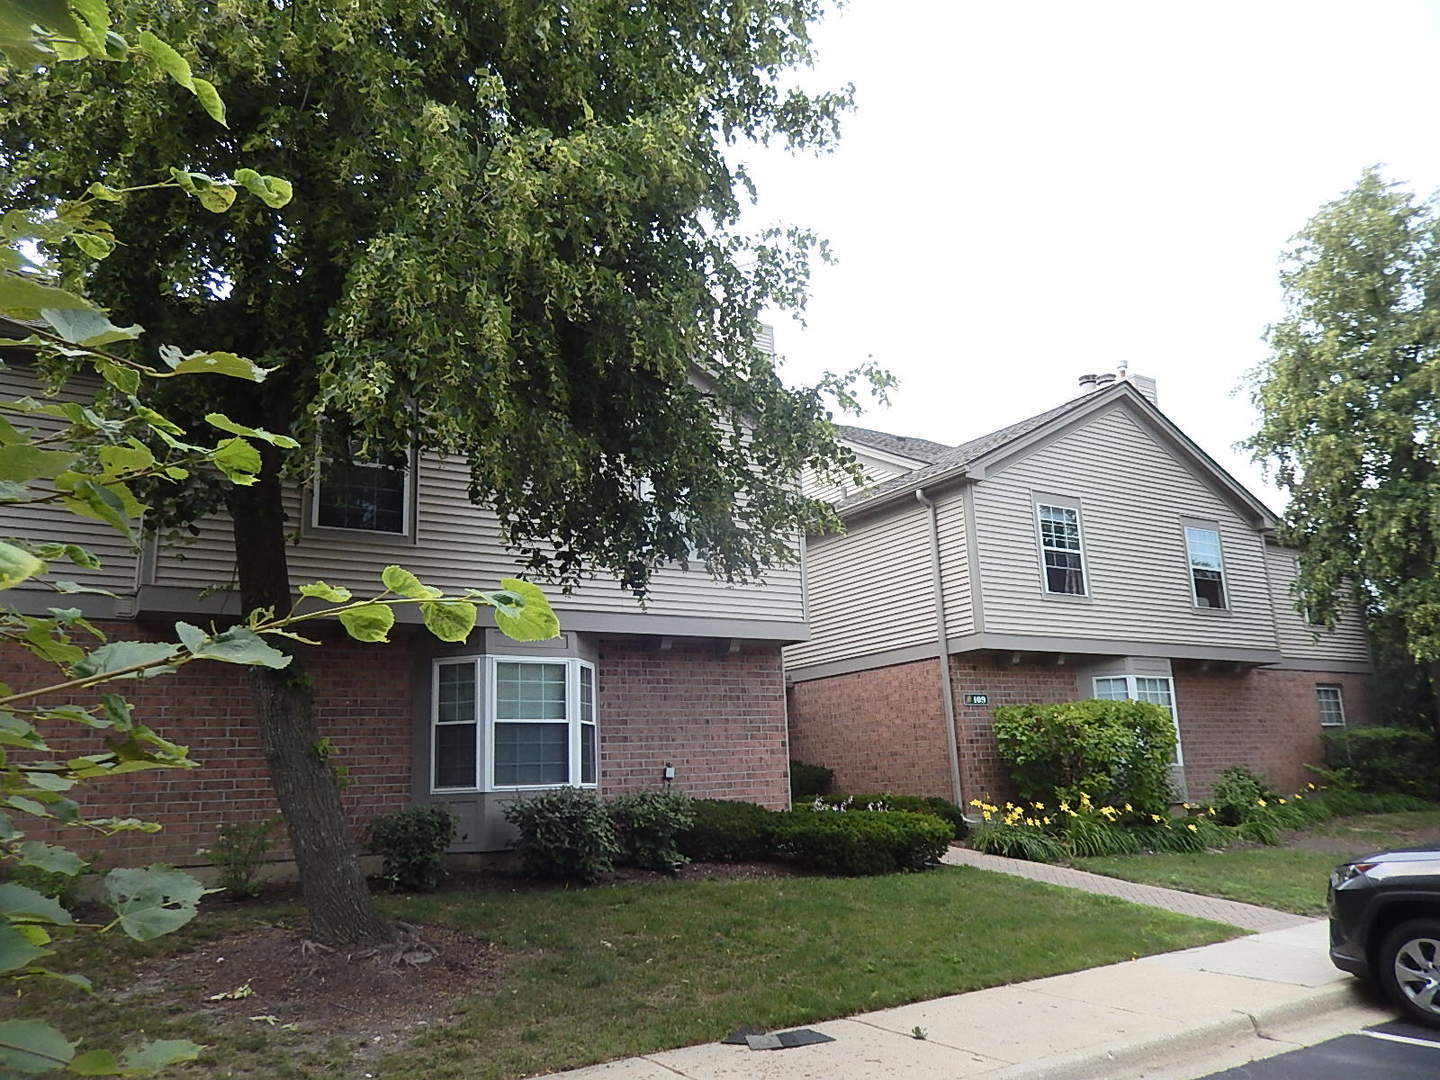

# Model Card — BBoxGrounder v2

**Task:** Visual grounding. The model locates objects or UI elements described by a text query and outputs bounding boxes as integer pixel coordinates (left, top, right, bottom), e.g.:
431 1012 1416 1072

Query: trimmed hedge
368 806 456 891
773 810 951 876
676 799 777 862
503 788 620 882
789 760 834 797
609 790 696 872
1321 726 1440 800
801 794 967 838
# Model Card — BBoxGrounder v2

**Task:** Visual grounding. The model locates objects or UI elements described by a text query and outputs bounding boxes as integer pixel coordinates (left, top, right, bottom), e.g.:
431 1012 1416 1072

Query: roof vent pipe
1094 373 1117 389
1077 374 1098 392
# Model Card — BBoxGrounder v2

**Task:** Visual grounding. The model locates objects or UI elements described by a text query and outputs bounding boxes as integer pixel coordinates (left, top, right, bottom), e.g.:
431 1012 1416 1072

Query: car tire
1378 919 1440 1028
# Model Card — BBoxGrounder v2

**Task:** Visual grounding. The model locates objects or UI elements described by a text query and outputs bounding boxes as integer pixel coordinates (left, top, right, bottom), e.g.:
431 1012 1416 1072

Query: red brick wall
4 621 417 865
597 641 790 807
787 655 1373 805
1175 666 1373 797
786 659 954 798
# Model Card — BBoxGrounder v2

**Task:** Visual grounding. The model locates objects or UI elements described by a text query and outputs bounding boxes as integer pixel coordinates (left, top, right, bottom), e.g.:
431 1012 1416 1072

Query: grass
1074 809 1440 918
17 867 1236 1080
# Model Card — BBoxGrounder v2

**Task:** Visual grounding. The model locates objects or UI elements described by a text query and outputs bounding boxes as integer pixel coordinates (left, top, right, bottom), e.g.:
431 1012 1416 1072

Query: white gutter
914 488 969 816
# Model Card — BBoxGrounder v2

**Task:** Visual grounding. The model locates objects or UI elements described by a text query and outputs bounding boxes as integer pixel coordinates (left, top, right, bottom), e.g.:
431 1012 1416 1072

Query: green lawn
1075 810 1440 918
19 867 1236 1080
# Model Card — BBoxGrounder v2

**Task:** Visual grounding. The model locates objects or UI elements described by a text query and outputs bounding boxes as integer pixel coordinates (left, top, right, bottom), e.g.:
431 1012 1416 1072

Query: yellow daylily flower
1186 823 1198 832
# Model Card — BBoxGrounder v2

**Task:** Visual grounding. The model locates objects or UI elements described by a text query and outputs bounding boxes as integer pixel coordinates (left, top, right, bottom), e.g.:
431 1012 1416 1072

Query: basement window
1184 525 1227 609
1036 501 1088 596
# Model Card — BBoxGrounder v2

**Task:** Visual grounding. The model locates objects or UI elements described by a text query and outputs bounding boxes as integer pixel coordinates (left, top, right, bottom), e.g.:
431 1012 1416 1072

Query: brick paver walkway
942 846 1313 931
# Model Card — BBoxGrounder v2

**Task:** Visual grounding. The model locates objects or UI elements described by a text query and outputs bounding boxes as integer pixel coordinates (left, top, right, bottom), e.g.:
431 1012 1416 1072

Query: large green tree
2 1 873 944
1248 168 1440 726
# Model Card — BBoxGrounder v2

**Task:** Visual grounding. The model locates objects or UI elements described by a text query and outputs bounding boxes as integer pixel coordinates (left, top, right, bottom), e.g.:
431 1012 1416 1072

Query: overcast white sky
745 0 1440 508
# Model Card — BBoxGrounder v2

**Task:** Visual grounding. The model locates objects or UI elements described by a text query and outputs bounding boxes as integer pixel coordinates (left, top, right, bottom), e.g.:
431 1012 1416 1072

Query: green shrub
1303 786 1433 817
772 810 950 875
608 790 696 872
1321 726 1440 800
1057 806 1141 857
993 699 1176 814
676 799 778 862
1210 766 1280 826
504 788 620 882
8 862 92 908
806 794 967 838
789 760 834 797
368 806 457 891
207 816 280 900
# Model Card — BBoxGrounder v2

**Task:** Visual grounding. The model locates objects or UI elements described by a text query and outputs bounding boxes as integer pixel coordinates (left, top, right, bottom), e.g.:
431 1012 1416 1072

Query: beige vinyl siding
0 367 138 602
934 490 974 637
1266 547 1371 665
785 504 935 669
801 447 916 503
149 453 804 623
971 402 1280 649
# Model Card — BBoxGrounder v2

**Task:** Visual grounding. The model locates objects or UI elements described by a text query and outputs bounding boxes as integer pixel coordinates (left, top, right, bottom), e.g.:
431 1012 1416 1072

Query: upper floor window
1037 501 1087 595
313 433 410 534
1184 525 1227 609
431 655 597 792
1316 685 1346 727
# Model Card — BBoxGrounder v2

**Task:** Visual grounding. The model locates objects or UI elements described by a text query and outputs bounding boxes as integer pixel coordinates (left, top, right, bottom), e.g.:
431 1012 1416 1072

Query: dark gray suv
1329 847 1440 1026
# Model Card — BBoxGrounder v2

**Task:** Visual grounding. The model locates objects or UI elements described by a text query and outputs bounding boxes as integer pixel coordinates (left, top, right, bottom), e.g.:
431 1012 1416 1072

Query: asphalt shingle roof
837 425 954 465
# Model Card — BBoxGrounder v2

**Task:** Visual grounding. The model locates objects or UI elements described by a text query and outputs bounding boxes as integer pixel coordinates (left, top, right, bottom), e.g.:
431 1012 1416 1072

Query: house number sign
962 693 990 706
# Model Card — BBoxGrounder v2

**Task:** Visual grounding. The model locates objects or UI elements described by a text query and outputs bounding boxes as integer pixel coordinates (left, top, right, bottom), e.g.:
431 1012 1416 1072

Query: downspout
915 488 968 813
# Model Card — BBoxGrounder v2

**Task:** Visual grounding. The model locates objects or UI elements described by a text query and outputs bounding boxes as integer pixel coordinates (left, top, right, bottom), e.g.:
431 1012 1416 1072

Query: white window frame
311 442 414 536
1316 684 1346 728
1182 522 1228 610
1092 674 1184 765
1035 499 1089 597
429 655 598 793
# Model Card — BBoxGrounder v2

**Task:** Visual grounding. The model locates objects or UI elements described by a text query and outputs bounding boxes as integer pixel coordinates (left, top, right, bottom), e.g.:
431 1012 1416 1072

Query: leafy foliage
788 761 834 797
1209 766 1280 826
1320 726 1440 800
203 816 279 900
805 793 967 838
368 807 457 892
771 810 951 876
993 700 1177 815
675 799 779 863
504 789 620 883
607 791 696 873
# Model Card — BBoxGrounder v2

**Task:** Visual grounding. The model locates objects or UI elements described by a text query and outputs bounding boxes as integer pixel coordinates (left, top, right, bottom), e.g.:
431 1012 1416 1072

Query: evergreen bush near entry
790 760 835 797
804 794 968 838
504 789 620 882
675 799 779 862
772 810 951 875
1321 726 1440 800
608 790 697 872
993 700 1177 815
368 806 458 892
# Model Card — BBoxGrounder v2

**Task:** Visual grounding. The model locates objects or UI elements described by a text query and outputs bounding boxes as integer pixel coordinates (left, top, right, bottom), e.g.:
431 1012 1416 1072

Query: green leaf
420 600 477 643
0 275 93 312
120 1039 204 1073
380 565 440 600
210 437 262 485
68 1049 120 1076
103 866 207 941
233 168 293 209
73 641 181 679
185 626 291 669
71 232 114 259
0 882 72 925
137 30 194 91
192 78 226 126
156 346 268 382
490 578 561 642
204 413 299 449
0 1019 76 1074
0 922 48 973
337 603 394 643
98 444 154 475
0 540 45 588
95 360 142 394
40 307 142 347
86 182 124 203
17 841 85 876
0 444 78 482
298 581 352 603
195 183 236 213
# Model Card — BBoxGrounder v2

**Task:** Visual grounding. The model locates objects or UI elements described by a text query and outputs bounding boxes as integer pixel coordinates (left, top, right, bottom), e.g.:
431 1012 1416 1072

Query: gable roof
835 382 1278 529
838 425 954 465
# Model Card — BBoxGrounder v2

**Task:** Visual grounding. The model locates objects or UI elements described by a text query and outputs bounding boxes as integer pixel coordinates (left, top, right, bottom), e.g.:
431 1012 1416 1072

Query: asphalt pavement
1195 1018 1440 1079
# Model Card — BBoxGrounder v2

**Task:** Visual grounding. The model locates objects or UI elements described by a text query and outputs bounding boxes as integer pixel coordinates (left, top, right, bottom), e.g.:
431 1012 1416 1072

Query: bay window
1093 673 1184 764
431 655 597 791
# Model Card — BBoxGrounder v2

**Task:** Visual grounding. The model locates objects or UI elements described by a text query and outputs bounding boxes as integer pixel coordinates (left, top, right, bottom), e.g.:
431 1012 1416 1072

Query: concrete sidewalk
550 919 1376 1080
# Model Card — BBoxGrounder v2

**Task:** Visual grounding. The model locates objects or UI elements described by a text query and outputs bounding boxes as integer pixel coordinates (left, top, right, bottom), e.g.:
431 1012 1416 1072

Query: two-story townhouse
3 359 806 865
786 372 1373 806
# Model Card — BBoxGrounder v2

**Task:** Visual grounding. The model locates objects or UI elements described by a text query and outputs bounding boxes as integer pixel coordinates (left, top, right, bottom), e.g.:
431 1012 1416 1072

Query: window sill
301 523 418 547
1189 605 1233 617
1041 590 1093 604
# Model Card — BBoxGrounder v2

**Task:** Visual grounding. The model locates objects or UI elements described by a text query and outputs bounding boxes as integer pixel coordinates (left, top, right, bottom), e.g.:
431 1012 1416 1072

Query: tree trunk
229 455 393 946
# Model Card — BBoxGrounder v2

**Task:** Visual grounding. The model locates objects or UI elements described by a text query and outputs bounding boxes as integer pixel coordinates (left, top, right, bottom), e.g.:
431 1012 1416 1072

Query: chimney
1128 373 1158 406
1077 373 1098 393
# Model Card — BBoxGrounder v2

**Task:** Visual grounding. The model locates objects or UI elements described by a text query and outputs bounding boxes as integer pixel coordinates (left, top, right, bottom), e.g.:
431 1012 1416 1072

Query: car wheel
1379 919 1440 1028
